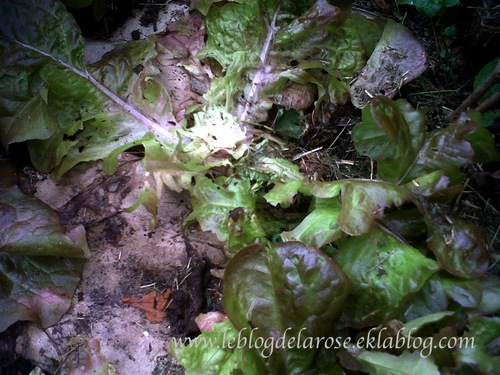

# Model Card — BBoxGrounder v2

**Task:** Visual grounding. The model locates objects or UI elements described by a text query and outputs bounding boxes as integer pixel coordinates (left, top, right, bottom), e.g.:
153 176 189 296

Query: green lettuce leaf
339 348 440 374
0 0 177 179
302 179 409 236
170 320 264 375
352 96 426 183
281 198 342 247
184 176 266 254
454 316 500 374
335 227 439 328
0 161 89 332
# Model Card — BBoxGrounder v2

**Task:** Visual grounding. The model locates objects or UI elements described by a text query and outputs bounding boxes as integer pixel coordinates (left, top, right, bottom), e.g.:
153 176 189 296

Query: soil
2 154 226 375
1 0 499 374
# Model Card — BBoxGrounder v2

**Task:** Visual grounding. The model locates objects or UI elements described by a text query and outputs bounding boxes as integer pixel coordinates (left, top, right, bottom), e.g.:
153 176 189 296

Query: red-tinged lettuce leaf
426 217 490 279
353 100 492 185
223 242 351 373
335 227 438 328
184 176 266 254
281 198 342 247
404 170 464 204
338 347 440 375
404 114 478 182
0 162 89 332
349 19 426 108
352 97 426 183
170 320 264 375
454 316 500 374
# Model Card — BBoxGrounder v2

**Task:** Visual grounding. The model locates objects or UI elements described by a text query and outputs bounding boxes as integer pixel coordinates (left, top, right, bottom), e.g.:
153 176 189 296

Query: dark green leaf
477 277 500 314
465 111 500 162
274 107 302 140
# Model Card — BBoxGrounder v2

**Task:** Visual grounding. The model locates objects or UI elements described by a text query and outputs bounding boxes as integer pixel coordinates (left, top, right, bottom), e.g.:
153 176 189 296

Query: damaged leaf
184 176 266 253
350 20 426 108
197 0 386 121
122 289 172 323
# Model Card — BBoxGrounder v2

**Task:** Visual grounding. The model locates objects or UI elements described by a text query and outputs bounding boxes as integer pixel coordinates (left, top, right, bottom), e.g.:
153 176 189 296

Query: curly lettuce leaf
184 176 267 254
198 0 383 121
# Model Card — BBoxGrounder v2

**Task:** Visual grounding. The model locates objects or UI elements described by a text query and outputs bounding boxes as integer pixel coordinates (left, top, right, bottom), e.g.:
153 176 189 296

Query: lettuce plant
0 0 498 374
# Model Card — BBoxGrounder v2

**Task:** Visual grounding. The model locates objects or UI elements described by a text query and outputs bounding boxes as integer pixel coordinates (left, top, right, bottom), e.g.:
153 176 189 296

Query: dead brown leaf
122 289 172 323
